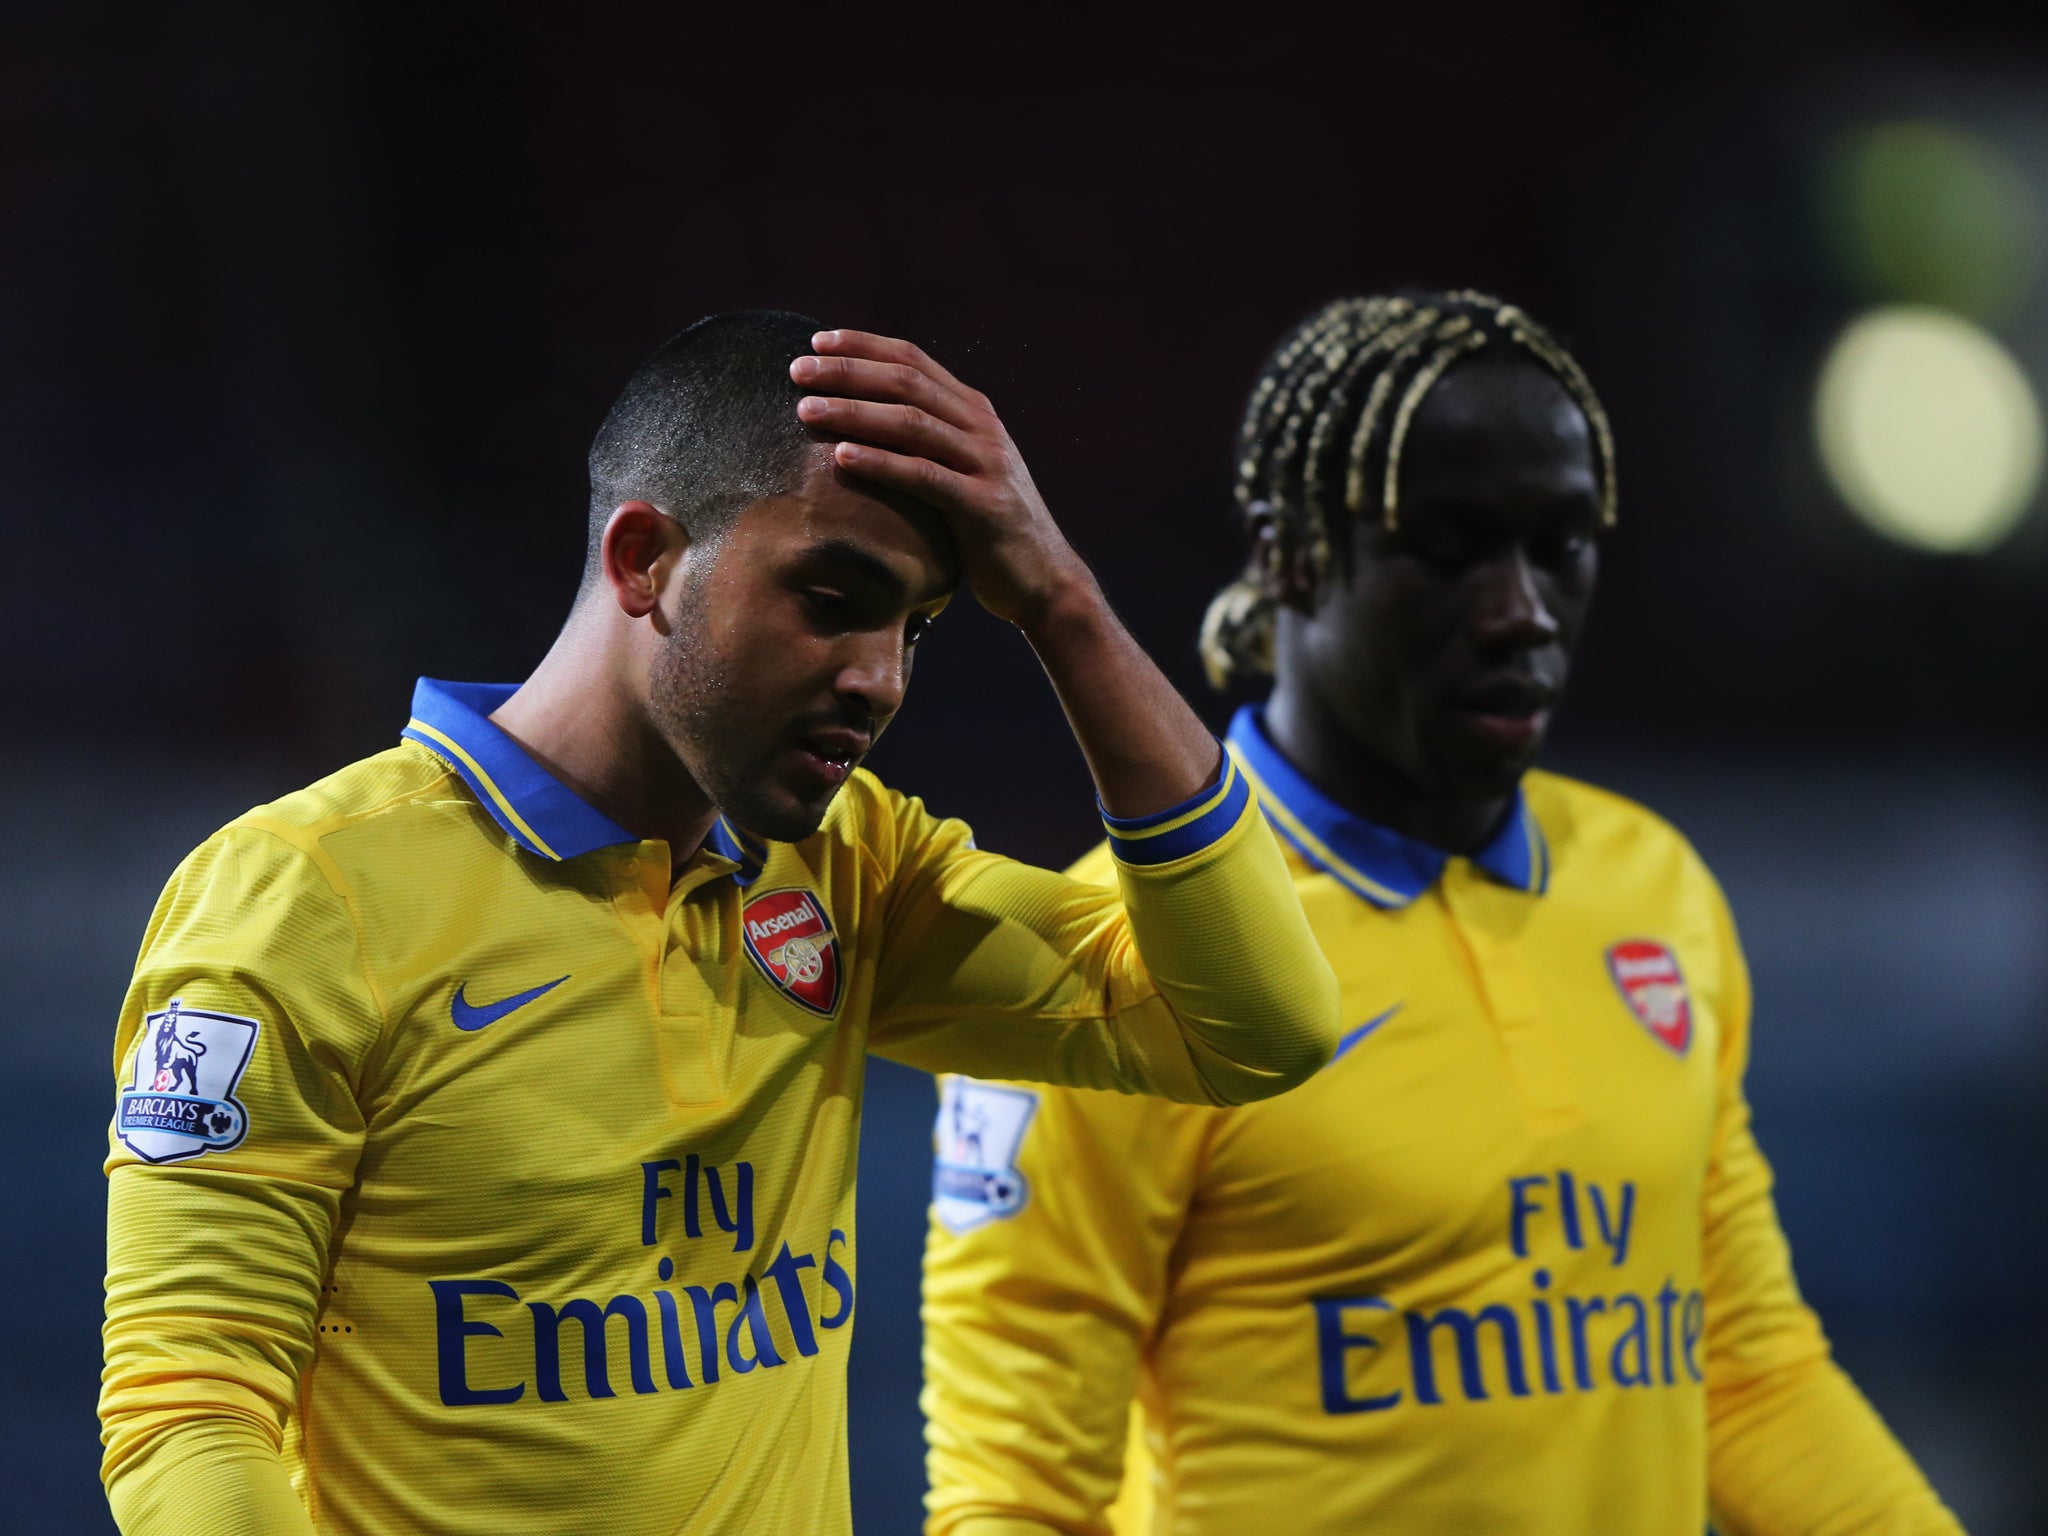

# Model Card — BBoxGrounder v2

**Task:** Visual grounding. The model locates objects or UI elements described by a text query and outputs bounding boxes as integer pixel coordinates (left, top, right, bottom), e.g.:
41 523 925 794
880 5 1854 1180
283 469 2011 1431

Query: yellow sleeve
867 759 1339 1105
1700 879 1964 1535
922 1069 1207 1536
100 821 387 1535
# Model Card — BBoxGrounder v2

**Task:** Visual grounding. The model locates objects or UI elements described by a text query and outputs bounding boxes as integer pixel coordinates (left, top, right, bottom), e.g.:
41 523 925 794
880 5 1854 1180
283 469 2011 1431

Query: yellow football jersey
922 706 1962 1536
100 680 1339 1536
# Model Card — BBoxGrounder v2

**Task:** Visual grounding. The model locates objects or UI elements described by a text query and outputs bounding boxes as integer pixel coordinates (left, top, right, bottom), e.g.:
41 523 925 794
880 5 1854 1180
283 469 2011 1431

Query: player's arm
100 823 381 1536
860 771 1326 1104
798 334 1338 1101
923 1071 1203 1536
1697 878 1966 1536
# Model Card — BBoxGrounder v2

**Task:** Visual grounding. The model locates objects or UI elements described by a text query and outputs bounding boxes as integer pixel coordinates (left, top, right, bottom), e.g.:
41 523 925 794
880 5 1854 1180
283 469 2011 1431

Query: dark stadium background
7 4 2046 1529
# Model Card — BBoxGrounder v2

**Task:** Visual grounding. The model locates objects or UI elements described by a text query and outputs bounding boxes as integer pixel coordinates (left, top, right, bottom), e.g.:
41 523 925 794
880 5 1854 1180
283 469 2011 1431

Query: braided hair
1199 291 1615 690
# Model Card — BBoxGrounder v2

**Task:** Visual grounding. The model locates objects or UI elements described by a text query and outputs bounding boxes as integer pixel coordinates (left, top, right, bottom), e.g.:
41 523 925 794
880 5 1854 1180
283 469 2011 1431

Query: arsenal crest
1605 939 1692 1056
741 887 842 1017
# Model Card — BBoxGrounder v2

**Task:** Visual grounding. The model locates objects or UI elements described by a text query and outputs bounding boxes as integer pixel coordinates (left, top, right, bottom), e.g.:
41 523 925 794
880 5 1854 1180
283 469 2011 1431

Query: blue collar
1225 706 1549 909
401 679 766 882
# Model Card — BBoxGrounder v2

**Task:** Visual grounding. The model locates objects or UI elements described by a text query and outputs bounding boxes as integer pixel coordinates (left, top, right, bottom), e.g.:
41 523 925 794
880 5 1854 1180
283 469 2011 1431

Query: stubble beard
648 605 830 846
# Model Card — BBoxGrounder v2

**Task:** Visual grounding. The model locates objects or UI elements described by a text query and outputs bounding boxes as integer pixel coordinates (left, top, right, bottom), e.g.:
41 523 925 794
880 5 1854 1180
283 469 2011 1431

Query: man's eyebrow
797 539 908 597
1408 487 1601 525
798 538 951 606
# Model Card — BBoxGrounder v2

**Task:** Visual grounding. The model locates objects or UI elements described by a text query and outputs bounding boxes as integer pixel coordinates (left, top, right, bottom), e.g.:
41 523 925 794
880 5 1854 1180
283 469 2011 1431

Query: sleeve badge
932 1078 1039 1233
116 998 260 1163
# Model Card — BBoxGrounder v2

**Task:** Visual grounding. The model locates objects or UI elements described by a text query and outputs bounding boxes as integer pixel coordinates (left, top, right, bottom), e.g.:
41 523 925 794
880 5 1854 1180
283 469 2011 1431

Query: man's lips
788 728 871 787
797 728 870 764
1451 676 1558 717
1447 677 1558 750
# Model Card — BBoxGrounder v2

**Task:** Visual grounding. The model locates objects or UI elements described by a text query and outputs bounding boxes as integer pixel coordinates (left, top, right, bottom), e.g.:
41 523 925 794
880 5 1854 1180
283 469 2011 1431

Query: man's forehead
1412 356 1590 445
755 457 960 600
1399 360 1599 506
1417 356 1589 434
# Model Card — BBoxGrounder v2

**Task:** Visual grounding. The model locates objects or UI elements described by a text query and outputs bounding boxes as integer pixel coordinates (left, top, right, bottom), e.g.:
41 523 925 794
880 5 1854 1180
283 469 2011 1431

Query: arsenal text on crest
740 888 843 1018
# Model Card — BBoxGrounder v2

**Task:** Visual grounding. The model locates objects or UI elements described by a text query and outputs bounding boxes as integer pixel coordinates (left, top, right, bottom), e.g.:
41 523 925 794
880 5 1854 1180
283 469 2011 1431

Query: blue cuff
1100 749 1252 866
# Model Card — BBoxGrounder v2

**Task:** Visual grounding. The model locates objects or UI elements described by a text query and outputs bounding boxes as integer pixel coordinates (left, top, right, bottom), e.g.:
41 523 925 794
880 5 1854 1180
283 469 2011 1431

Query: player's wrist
1010 556 1105 647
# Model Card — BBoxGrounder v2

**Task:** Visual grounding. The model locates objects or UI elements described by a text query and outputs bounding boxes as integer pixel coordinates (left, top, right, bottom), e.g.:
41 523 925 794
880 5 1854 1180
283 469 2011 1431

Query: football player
922 292 1964 1535
99 313 1342 1536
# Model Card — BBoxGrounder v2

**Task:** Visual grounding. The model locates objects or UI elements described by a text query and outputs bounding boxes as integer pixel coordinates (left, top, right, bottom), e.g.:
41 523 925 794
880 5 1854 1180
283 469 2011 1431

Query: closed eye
1395 530 1479 573
806 589 939 647
803 589 856 630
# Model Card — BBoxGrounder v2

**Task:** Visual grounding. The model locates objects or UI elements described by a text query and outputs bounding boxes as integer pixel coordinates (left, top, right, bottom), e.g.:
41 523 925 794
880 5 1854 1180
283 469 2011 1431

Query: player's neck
489 620 720 859
1262 690 1514 858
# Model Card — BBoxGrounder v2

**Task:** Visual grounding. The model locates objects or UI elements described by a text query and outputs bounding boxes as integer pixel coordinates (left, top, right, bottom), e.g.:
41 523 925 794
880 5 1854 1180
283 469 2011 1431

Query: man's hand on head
791 331 1097 635
793 326 1217 821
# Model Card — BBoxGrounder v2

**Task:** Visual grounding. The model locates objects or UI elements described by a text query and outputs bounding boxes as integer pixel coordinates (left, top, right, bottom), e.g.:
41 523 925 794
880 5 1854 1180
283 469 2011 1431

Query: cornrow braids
1200 290 1616 692
1235 298 1379 515
1341 307 1459 531
1380 316 1486 530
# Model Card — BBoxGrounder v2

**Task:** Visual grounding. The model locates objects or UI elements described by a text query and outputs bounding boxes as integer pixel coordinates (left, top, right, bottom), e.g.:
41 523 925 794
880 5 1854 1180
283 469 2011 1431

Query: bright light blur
1815 306 2044 553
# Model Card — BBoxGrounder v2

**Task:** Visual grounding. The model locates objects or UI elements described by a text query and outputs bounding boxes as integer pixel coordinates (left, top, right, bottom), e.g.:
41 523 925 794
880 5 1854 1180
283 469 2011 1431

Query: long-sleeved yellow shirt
922 705 1962 1536
101 679 1339 1536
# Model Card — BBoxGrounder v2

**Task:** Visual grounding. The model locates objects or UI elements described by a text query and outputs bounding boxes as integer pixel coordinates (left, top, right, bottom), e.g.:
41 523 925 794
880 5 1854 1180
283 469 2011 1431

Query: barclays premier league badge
116 998 260 1163
1605 939 1693 1056
932 1079 1039 1233
740 888 842 1017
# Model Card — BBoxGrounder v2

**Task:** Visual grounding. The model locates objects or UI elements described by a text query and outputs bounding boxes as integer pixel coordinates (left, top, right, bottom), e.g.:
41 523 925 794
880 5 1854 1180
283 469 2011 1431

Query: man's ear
1246 502 1319 614
599 502 684 619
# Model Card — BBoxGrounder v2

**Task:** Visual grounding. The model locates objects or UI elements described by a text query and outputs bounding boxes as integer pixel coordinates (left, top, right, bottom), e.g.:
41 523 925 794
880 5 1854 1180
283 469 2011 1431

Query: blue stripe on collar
401 679 641 862
1225 706 1548 908
706 815 769 887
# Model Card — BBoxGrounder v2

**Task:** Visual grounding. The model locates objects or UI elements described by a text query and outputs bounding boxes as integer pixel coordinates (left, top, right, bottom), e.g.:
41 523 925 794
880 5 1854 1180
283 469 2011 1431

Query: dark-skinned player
98 313 1340 1536
922 292 1962 1536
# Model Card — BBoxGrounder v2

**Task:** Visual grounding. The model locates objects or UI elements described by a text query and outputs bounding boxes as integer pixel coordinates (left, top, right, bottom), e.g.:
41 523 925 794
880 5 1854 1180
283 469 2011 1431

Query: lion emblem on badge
117 999 260 1164
151 1010 207 1095
932 1079 1040 1233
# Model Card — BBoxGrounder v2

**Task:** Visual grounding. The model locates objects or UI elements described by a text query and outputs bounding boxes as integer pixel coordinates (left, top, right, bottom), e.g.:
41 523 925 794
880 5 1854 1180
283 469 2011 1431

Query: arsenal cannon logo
741 888 843 1018
1604 939 1692 1057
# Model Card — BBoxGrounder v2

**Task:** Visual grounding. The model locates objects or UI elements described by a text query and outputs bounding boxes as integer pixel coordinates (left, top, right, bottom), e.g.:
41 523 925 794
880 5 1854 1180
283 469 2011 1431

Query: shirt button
620 857 640 878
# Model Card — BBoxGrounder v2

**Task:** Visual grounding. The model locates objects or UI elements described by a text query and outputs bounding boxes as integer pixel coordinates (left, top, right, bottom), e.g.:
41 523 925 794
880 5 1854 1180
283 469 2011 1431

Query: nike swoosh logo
1331 1004 1403 1063
452 976 569 1032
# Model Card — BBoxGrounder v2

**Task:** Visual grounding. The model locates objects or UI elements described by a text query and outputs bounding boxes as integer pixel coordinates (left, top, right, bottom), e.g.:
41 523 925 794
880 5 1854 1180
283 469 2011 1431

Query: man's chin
1430 738 1543 803
713 780 841 846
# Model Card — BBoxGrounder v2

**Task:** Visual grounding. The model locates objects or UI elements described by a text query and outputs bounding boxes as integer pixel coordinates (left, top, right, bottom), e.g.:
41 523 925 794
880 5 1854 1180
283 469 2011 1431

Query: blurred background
6 1 2046 1529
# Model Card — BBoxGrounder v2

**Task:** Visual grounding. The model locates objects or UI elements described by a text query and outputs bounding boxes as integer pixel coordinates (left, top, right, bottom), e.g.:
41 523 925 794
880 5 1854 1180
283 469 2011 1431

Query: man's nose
836 630 908 720
1472 549 1561 648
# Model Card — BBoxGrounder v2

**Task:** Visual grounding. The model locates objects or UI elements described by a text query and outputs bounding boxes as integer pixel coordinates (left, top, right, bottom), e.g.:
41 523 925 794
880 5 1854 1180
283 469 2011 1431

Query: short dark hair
583 309 823 583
